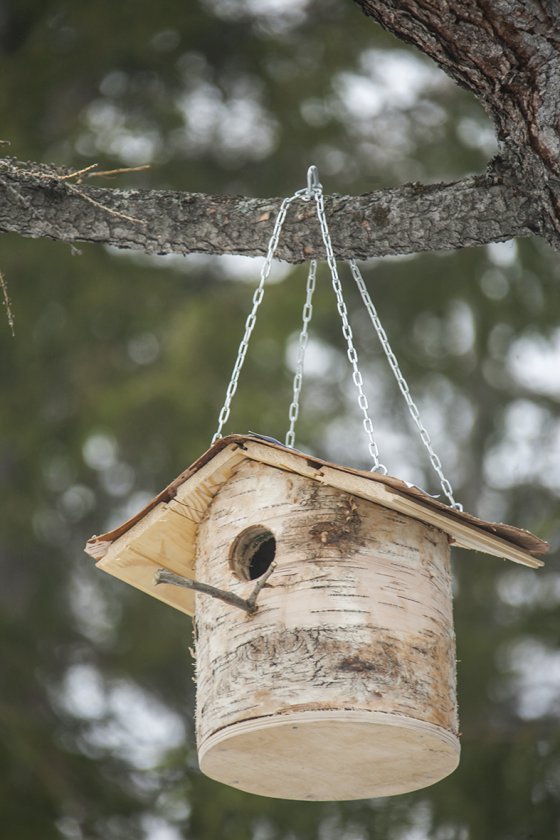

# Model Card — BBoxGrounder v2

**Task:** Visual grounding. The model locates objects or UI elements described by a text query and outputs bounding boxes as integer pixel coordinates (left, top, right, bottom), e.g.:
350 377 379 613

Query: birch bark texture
194 460 459 800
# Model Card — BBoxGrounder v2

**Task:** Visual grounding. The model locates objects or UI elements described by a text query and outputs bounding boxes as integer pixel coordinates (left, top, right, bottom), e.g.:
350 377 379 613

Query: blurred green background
1 1 559 837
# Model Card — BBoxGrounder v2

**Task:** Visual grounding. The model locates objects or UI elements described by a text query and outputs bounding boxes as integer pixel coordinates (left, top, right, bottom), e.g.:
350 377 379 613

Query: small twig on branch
154 561 277 614
0 269 15 336
65 182 146 225
0 158 147 226
85 164 151 180
57 163 99 182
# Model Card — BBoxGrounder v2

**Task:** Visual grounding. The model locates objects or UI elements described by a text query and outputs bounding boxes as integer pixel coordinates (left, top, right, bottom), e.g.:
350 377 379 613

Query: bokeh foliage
1 2 559 838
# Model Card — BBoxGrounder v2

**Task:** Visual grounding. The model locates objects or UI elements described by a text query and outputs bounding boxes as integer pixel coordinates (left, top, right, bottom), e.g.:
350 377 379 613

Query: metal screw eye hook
306 165 322 200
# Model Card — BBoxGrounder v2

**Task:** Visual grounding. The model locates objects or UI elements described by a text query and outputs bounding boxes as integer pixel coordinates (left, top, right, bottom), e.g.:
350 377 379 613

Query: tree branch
2 2 560 259
0 160 543 262
354 0 560 244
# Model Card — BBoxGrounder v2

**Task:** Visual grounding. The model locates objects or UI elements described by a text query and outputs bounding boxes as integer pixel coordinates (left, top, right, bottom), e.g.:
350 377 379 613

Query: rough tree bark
0 0 558 263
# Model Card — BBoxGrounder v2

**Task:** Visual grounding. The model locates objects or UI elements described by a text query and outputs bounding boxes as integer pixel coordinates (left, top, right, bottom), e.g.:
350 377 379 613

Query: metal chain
349 259 463 510
212 164 457 505
212 192 302 443
313 187 387 474
285 259 317 448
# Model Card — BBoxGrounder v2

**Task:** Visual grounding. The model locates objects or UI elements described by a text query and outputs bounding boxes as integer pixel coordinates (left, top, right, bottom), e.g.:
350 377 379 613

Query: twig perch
154 561 277 614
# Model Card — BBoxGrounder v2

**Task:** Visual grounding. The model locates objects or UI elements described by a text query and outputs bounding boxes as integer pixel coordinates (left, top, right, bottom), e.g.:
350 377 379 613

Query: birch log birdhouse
85 434 547 801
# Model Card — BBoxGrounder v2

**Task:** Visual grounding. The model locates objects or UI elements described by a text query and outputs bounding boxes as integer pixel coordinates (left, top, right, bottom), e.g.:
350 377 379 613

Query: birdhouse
85 433 547 801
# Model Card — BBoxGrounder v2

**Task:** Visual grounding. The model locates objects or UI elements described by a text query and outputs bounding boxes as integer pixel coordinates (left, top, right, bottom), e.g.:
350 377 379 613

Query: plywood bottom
198 710 460 801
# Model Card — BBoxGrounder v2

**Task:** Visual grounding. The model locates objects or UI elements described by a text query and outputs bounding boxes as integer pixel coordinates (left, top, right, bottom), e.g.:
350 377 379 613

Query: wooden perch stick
245 561 277 611
154 561 276 614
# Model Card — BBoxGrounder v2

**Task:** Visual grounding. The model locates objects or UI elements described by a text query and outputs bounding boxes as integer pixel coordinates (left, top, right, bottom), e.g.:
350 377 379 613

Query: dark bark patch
309 496 362 546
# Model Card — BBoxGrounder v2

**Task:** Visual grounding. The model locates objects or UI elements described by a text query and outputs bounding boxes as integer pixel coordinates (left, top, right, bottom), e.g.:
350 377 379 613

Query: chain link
285 260 317 448
212 192 300 443
314 189 387 473
349 260 462 510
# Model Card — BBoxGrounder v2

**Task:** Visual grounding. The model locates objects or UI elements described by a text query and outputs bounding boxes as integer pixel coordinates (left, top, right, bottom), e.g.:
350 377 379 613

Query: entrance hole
229 525 276 581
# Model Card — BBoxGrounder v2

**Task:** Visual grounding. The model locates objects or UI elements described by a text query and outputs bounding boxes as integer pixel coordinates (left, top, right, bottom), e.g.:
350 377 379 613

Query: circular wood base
199 710 460 801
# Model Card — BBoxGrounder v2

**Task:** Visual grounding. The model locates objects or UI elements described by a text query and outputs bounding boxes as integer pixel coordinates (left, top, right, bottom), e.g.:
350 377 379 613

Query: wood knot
309 497 361 545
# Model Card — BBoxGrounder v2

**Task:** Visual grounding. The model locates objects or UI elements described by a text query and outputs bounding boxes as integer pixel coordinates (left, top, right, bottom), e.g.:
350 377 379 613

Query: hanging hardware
349 260 463 510
312 181 387 474
211 165 461 507
285 260 317 449
212 192 303 444
306 164 322 198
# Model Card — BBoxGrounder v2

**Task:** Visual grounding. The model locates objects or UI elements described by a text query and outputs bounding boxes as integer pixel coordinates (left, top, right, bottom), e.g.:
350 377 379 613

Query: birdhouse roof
85 434 548 616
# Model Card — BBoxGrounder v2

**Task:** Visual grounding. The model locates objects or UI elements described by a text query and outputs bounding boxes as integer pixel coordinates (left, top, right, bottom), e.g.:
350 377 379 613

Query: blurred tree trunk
1 0 559 261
